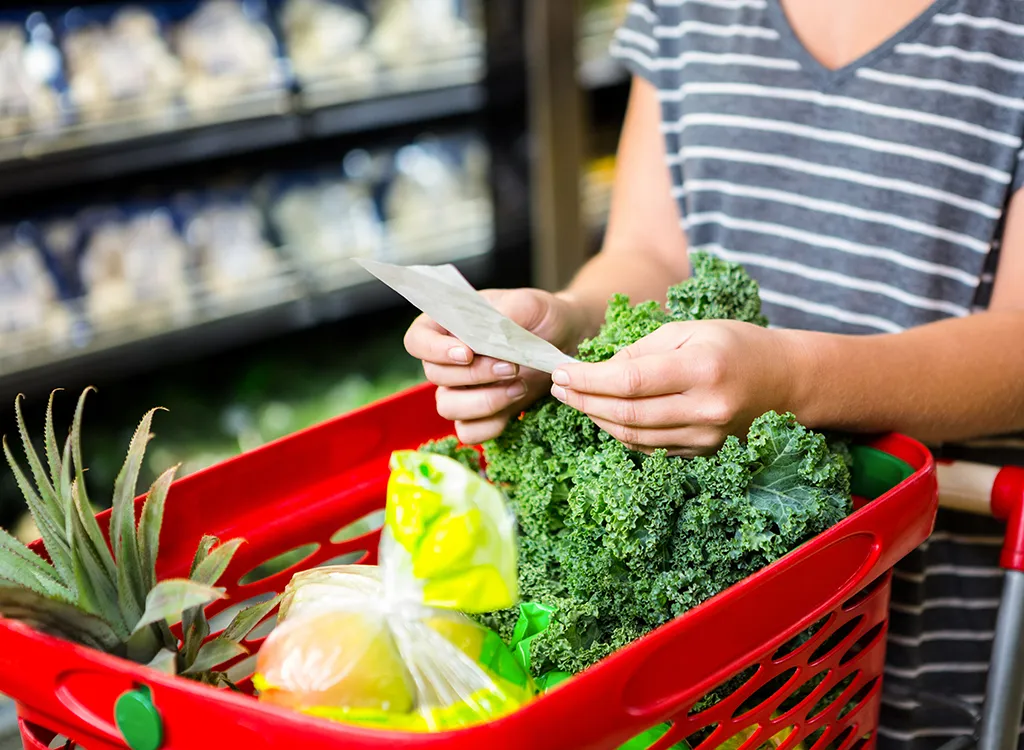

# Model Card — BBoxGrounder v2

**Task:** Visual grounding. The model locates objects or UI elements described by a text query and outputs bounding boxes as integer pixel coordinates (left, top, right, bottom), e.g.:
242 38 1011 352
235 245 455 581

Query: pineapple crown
0 388 278 685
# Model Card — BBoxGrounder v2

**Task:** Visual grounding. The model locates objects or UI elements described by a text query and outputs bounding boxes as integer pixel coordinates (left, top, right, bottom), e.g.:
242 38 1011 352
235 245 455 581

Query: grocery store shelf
0 231 496 401
307 83 486 139
578 4 628 90
579 56 629 90
0 82 486 198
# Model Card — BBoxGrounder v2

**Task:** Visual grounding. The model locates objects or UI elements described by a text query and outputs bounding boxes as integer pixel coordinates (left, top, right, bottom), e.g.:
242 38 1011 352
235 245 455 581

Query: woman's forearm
788 310 1024 443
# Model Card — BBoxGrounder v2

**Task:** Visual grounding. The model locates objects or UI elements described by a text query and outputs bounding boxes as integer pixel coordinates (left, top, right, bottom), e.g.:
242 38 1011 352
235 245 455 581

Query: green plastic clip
114 685 163 750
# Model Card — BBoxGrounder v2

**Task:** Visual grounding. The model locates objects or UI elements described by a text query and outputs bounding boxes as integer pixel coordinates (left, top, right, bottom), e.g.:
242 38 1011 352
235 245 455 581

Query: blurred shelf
0 221 498 399
578 3 628 90
0 77 486 197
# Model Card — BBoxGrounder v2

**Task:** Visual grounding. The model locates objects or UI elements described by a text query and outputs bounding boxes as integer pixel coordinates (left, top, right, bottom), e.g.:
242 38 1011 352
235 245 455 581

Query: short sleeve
608 0 663 87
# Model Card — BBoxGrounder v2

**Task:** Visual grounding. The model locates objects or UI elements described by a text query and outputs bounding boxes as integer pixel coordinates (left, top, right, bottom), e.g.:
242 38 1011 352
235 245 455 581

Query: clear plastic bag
0 225 70 348
255 450 534 731
78 207 192 331
280 0 376 85
0 21 62 137
62 7 183 124
174 0 284 112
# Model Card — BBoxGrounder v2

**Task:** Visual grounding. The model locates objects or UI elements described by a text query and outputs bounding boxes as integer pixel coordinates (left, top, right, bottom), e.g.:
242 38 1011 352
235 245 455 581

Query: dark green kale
418 436 483 474
470 252 851 676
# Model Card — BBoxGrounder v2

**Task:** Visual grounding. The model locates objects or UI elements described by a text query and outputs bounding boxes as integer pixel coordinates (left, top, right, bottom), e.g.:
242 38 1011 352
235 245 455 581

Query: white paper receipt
356 258 577 373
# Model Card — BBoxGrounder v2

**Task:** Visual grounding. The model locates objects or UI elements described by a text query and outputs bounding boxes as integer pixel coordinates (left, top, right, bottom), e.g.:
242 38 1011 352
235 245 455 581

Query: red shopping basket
0 383 937 750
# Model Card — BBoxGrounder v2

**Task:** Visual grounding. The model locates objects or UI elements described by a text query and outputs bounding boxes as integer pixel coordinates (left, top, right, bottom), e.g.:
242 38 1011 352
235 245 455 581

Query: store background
0 0 628 743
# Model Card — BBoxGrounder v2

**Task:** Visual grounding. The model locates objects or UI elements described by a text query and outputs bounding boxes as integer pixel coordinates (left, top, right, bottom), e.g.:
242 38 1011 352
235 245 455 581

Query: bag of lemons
254 449 533 731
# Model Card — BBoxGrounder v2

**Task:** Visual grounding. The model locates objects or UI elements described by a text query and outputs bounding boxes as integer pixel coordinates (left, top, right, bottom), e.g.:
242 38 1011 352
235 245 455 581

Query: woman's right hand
404 287 585 444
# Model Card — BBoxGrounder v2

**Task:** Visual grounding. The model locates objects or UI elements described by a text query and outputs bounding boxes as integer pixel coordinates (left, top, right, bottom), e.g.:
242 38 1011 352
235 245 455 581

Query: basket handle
937 460 1024 571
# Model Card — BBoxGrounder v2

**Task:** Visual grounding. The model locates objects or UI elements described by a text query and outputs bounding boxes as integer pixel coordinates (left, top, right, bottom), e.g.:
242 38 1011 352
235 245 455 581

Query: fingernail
550 384 567 402
449 346 470 364
506 380 527 399
552 369 569 386
493 362 516 378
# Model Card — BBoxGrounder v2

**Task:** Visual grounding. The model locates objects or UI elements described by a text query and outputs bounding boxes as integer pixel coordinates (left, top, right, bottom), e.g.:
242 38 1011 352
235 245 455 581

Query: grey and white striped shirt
611 1 1024 748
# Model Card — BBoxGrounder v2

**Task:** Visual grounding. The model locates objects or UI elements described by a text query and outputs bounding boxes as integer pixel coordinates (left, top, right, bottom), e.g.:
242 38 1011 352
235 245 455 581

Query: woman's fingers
588 416 725 457
404 313 475 365
435 381 530 422
551 386 735 429
550 387 683 428
453 413 517 445
423 357 519 388
553 353 697 398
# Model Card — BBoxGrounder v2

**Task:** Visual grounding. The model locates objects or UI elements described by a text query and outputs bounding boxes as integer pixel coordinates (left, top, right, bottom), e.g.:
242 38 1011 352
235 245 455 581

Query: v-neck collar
764 0 958 90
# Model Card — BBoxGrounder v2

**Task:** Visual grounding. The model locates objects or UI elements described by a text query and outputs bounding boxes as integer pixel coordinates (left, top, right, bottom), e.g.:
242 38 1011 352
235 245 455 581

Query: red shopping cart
0 383 1018 750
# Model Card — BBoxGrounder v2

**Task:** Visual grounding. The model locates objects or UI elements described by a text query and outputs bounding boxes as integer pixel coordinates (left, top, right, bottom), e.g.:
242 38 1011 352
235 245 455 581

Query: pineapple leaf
138 466 177 594
124 622 164 664
189 535 219 578
69 480 124 636
0 585 123 654
69 388 95 512
43 390 63 494
146 648 178 676
0 528 70 601
183 536 218 639
133 579 225 635
67 391 117 583
183 638 248 676
222 595 280 643
59 429 72 503
3 437 74 590
183 605 211 667
14 395 61 522
191 538 245 587
110 408 163 619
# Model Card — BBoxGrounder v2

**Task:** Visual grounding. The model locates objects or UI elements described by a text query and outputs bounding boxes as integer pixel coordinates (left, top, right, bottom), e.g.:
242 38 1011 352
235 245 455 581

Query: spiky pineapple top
0 389 277 686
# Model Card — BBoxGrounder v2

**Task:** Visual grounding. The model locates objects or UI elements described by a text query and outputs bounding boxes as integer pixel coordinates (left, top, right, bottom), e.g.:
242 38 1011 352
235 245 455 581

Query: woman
404 1 1024 747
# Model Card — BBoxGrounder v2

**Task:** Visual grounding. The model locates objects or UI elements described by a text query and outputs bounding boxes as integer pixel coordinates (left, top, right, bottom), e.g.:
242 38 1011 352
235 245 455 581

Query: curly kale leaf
667 251 769 326
475 253 852 676
418 436 482 474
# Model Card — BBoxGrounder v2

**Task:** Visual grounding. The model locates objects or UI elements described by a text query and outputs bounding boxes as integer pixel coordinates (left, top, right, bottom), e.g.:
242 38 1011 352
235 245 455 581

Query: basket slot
688 667 761 717
807 672 860 721
841 573 891 612
838 678 880 720
777 670 828 716
772 616 832 662
818 725 856 750
840 623 886 666
621 532 880 718
808 616 864 665
731 668 799 720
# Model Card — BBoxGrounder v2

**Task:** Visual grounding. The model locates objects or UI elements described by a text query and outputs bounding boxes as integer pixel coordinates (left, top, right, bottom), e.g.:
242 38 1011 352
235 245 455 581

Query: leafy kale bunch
475 253 852 676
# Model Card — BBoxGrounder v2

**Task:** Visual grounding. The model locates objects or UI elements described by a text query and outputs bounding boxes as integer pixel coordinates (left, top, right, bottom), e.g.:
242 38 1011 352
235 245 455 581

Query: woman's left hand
549 320 806 456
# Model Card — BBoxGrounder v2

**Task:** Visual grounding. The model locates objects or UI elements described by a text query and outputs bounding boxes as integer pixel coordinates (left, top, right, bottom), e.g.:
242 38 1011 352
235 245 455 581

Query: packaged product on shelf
367 0 481 72
181 191 287 310
0 224 71 354
173 0 287 115
384 134 492 262
77 205 193 333
0 15 64 139
278 0 375 88
60 6 184 125
267 166 385 280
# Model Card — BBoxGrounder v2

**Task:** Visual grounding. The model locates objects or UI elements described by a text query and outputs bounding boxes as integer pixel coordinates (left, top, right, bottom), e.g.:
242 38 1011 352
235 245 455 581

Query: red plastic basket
0 383 937 750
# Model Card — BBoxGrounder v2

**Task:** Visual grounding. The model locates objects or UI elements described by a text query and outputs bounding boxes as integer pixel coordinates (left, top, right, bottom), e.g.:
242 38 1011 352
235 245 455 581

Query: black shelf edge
307 84 486 139
0 83 487 199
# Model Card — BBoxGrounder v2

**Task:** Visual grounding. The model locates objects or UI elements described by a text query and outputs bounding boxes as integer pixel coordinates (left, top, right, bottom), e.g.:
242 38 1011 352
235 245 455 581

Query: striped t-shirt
610 2 1024 749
